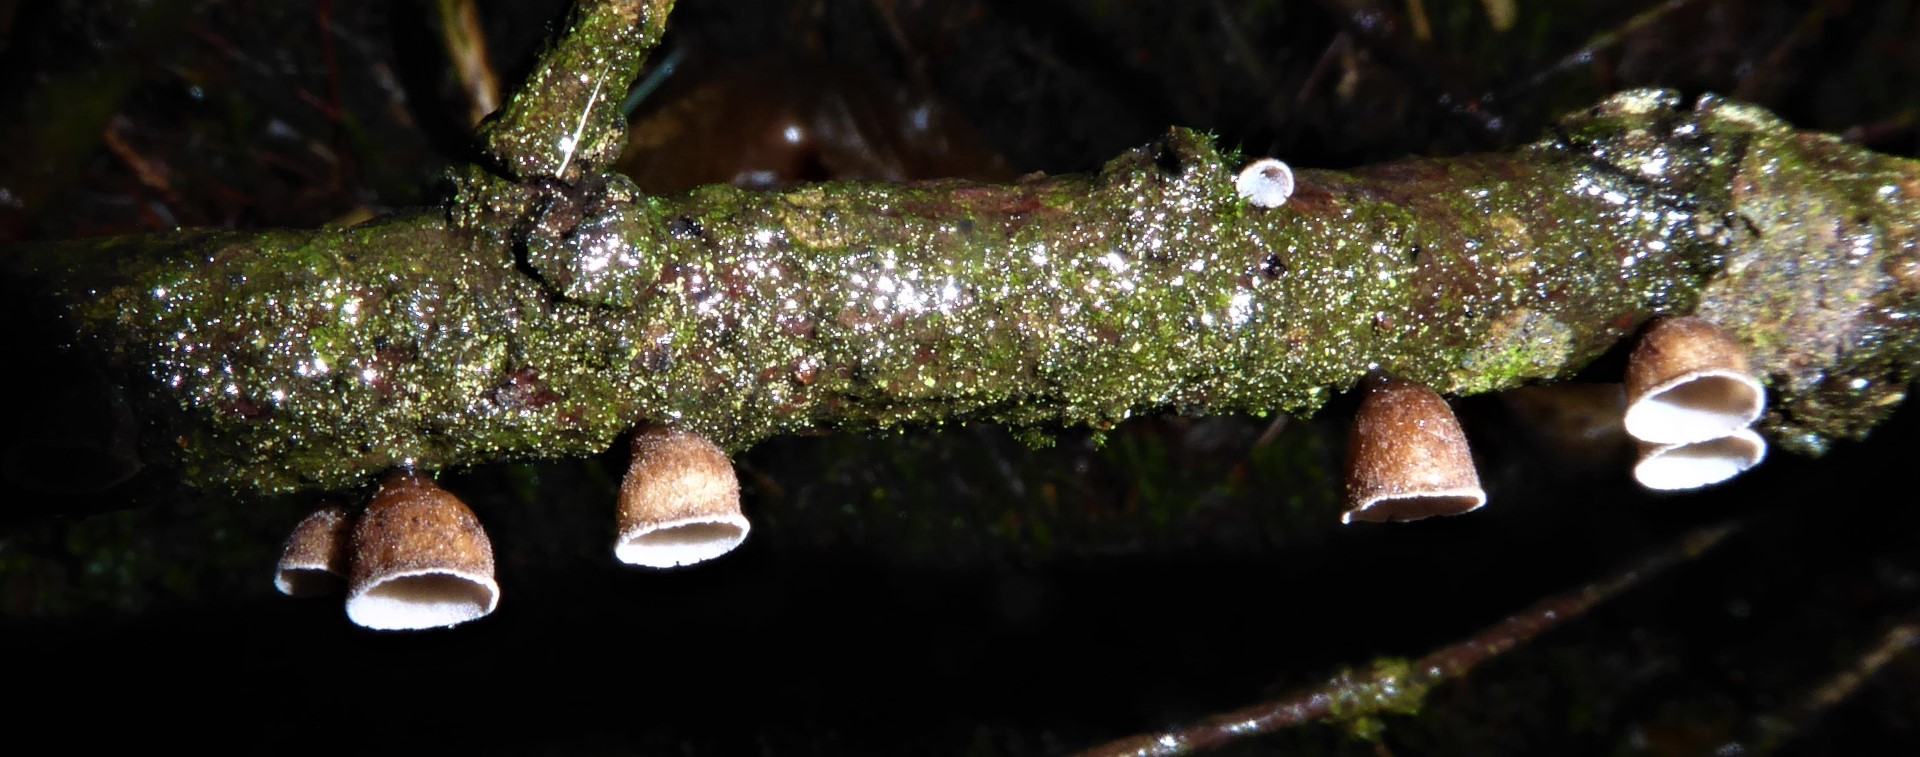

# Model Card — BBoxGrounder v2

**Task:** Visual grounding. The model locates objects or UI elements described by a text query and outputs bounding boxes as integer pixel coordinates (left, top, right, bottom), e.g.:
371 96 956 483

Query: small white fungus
1236 158 1295 209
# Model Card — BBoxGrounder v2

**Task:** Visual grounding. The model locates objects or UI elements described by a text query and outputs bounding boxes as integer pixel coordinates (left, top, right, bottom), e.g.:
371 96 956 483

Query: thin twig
1842 108 1918 147
1794 618 1920 720
1505 0 1697 98
437 0 502 126
1310 0 1510 143
1732 2 1837 102
1477 0 1516 32
1074 520 1742 757
1404 0 1432 41
101 116 175 196
867 0 929 91
1739 612 1920 753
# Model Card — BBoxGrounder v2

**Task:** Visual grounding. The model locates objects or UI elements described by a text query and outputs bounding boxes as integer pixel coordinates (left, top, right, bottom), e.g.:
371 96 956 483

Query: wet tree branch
5 3 1919 497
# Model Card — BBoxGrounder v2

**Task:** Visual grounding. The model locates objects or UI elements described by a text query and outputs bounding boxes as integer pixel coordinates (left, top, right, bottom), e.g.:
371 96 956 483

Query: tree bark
6 2 1919 497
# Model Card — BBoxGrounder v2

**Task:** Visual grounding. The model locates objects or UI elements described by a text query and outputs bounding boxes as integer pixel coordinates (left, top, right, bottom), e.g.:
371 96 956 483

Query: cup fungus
1235 157 1295 209
1343 375 1488 524
273 503 354 598
615 427 750 568
1633 427 1768 491
345 472 500 630
1623 317 1766 445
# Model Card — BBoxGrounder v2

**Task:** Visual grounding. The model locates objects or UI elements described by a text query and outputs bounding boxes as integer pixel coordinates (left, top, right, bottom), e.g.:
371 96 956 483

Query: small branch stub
1343 375 1488 524
615 427 750 568
1623 317 1767 445
273 503 354 598
1235 157 1295 208
345 472 500 630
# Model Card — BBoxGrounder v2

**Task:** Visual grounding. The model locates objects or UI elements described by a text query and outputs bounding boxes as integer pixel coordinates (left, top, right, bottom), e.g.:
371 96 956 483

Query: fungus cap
1633 427 1767 491
615 427 750 568
1343 376 1487 524
1235 158 1295 209
345 473 499 631
274 503 354 597
1623 317 1765 445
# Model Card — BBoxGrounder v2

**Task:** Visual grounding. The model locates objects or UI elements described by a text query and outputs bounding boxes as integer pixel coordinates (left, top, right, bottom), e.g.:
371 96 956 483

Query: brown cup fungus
1623 317 1766 445
1344 376 1487 524
615 427 750 568
273 503 354 598
1633 427 1768 491
345 472 500 631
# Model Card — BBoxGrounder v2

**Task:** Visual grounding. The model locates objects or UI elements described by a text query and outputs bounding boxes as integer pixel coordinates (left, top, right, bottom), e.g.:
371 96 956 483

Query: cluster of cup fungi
272 428 748 630
1232 158 1768 524
269 161 1769 630
1338 314 1767 523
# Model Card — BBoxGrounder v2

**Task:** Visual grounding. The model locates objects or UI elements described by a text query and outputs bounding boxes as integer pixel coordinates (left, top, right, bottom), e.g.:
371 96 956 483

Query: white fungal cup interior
616 514 751 568
1343 489 1488 524
1624 371 1764 445
346 570 500 630
1235 158 1295 208
1633 429 1767 491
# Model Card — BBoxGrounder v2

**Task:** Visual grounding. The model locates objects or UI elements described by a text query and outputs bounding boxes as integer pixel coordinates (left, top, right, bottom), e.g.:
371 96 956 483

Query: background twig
1077 521 1741 756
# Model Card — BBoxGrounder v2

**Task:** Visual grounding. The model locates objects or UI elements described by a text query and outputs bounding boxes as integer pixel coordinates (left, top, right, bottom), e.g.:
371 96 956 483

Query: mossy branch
6 6 1918 498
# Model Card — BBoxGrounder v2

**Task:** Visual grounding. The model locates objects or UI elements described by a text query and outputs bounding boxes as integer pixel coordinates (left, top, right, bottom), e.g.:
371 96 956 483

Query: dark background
2 1 1918 753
